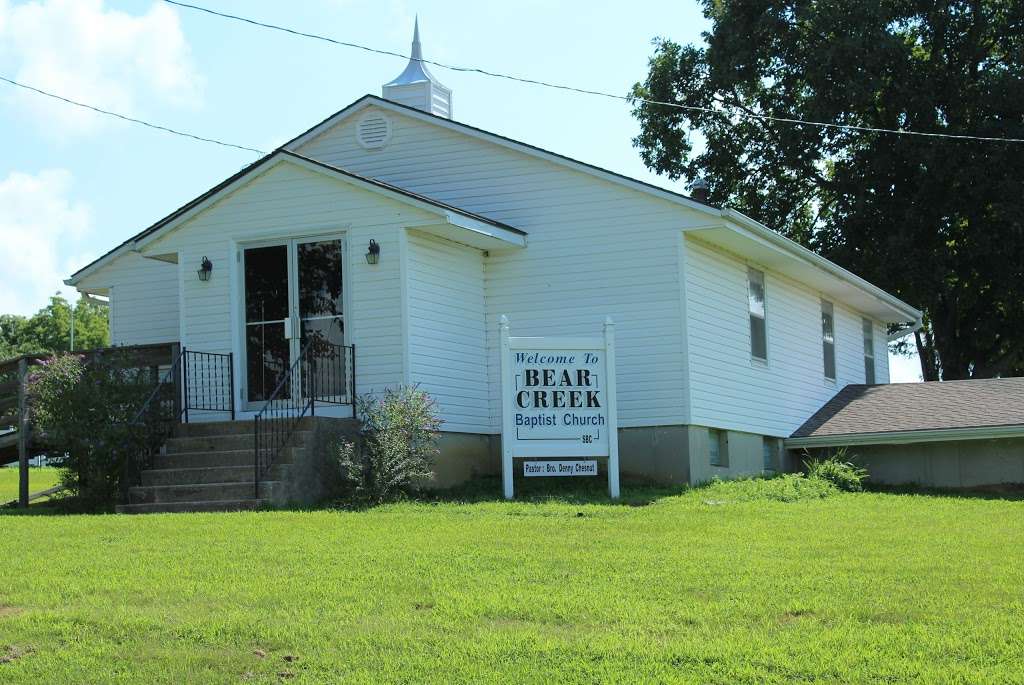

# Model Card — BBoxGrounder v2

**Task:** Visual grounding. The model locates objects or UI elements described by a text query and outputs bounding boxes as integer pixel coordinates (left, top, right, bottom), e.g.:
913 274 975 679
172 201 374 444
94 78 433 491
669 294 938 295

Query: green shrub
804 449 868 492
695 473 839 503
334 386 443 506
29 352 157 511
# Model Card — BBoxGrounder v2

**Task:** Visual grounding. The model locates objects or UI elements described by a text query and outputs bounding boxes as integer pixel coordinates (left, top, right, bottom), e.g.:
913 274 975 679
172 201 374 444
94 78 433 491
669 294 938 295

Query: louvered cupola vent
356 113 392 149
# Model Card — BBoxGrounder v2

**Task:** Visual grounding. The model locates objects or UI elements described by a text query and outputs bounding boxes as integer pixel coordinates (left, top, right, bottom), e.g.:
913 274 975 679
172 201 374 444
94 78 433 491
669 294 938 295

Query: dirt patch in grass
0 645 33 664
779 609 817 624
0 606 23 619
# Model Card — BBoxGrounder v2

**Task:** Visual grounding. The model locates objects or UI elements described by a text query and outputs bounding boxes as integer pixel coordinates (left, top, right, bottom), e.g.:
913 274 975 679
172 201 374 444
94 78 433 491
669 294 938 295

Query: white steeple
382 17 452 118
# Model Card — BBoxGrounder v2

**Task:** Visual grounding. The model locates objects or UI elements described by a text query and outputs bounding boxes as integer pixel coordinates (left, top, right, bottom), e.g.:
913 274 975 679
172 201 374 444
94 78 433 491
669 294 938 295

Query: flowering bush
334 386 443 505
30 352 158 510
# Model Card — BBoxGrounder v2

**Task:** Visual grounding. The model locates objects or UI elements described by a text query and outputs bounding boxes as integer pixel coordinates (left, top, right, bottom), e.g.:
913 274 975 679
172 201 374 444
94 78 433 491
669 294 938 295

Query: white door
242 237 345 410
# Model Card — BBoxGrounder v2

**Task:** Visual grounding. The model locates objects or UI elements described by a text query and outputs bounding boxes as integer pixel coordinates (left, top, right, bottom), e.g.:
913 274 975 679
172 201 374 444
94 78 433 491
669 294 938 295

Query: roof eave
785 424 1024 449
720 209 922 323
130 151 526 255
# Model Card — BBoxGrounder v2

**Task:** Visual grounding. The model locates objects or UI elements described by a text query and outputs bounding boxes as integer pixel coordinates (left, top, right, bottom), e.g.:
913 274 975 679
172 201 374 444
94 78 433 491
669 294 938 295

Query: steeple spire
410 15 422 61
382 18 452 118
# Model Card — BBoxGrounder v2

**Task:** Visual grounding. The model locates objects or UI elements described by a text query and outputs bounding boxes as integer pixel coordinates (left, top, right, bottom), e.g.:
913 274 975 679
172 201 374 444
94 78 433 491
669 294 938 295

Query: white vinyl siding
406 231 489 433
142 160 436 404
685 237 873 437
75 251 179 346
294 106 700 431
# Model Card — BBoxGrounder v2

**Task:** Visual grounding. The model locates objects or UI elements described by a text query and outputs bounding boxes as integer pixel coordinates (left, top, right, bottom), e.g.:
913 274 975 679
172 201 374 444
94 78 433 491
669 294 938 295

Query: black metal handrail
182 349 235 421
253 340 355 498
121 347 186 498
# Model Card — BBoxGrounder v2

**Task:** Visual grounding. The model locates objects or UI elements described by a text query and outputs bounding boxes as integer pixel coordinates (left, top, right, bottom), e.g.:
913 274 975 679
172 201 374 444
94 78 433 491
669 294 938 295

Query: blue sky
0 0 922 380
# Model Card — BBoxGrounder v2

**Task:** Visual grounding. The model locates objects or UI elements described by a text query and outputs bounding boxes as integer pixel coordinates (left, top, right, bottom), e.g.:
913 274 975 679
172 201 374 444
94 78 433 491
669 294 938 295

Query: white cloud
0 169 91 316
0 0 203 134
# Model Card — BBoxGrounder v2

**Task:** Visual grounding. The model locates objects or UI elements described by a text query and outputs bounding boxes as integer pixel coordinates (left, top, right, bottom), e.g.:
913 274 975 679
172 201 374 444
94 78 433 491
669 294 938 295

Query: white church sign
499 316 620 499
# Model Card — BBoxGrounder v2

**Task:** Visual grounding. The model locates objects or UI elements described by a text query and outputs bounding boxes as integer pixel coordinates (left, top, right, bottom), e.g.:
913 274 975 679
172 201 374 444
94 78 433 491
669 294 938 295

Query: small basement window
762 437 777 471
709 429 729 467
862 318 876 384
821 300 836 381
748 267 767 360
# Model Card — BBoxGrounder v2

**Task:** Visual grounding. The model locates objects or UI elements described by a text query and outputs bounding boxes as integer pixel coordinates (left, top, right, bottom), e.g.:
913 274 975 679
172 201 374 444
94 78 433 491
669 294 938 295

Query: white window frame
821 299 836 382
747 266 768 363
862 317 876 384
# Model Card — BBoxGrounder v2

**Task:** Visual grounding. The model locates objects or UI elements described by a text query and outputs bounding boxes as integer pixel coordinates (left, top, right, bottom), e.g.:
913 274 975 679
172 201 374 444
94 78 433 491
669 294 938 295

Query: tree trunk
914 328 941 381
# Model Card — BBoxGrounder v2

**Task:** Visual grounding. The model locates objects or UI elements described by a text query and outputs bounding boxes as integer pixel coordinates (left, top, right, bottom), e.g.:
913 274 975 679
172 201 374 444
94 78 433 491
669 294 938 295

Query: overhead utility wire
0 74 267 154
164 0 1024 145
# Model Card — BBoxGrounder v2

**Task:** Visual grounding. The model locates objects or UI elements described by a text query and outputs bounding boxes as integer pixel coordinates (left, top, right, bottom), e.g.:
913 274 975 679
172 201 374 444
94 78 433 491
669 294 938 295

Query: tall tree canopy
0 295 109 360
632 0 1024 380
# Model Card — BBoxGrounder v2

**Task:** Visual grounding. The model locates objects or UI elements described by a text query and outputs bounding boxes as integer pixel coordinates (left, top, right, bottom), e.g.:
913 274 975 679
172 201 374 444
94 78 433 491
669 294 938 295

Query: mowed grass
0 467 61 503
1 482 1023 684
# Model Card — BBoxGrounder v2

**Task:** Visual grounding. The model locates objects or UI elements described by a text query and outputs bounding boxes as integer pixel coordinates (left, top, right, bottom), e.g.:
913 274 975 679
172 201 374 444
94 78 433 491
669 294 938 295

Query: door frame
232 227 350 413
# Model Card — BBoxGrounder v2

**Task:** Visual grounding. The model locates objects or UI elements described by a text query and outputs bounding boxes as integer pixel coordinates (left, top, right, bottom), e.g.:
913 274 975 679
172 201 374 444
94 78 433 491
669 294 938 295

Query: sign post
499 315 620 499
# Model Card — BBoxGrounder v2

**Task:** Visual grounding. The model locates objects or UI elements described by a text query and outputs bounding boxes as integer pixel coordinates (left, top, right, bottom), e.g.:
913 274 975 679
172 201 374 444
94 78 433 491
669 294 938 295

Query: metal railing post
350 344 357 419
181 347 190 424
228 352 236 421
254 415 260 500
310 355 316 418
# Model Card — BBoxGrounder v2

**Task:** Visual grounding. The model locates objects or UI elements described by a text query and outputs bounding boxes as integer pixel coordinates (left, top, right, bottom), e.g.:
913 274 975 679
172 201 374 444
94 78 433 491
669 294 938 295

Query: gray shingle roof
790 378 1024 438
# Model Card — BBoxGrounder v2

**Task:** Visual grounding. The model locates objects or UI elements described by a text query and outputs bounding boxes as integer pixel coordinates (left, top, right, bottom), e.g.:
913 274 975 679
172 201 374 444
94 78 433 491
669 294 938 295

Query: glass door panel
296 239 346 400
244 244 291 402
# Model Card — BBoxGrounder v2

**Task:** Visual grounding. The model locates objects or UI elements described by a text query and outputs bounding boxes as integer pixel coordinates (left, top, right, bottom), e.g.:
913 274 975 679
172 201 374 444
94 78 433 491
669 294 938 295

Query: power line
164 0 1024 145
0 74 267 154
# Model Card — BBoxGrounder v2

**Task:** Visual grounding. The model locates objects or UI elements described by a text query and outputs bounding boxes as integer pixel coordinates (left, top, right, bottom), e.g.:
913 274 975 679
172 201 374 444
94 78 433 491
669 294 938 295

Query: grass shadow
866 481 1024 501
422 475 682 507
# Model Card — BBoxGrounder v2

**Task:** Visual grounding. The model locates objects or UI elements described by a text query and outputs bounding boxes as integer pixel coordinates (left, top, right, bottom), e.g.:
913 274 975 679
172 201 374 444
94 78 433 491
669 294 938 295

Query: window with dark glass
822 300 836 380
862 318 876 384
747 267 767 360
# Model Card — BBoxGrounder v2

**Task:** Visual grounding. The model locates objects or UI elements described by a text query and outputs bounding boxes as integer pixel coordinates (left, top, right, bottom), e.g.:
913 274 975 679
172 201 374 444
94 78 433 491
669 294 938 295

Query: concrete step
165 430 312 455
154 446 301 470
140 464 289 486
155 449 255 469
116 499 268 514
128 481 280 505
174 421 256 438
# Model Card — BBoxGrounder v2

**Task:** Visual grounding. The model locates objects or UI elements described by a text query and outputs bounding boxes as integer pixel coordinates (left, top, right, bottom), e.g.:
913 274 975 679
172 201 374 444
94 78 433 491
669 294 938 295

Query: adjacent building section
787 379 1024 487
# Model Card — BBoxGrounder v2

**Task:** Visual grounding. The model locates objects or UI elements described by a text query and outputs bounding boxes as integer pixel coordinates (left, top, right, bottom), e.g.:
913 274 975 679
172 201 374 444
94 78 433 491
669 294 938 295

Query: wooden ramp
1 484 65 509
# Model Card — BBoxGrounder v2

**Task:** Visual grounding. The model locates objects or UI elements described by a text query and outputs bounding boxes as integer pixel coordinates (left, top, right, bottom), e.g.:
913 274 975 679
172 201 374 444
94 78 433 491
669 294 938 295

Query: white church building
66 23 922 493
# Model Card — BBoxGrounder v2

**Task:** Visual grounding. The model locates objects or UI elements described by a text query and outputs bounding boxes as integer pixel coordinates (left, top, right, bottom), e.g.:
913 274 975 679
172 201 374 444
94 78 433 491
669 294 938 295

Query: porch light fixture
365 240 380 265
197 256 213 282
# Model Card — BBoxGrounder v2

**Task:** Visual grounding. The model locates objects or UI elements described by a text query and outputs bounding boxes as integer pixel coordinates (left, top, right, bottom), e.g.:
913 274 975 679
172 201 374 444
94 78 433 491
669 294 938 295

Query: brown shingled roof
791 378 1024 439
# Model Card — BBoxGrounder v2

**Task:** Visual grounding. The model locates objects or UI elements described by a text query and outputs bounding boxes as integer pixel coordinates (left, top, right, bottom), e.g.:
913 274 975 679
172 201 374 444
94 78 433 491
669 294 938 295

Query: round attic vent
356 113 392 149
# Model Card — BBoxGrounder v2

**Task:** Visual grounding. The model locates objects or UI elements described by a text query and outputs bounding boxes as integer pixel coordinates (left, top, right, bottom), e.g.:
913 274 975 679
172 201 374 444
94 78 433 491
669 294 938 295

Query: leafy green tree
0 294 108 360
631 1 1024 380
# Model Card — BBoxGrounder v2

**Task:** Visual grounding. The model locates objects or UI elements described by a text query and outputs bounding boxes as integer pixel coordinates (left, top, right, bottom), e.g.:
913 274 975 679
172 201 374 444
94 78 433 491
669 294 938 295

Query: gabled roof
283 95 721 216
67 149 524 285
68 93 921 324
787 378 1024 447
283 96 920 323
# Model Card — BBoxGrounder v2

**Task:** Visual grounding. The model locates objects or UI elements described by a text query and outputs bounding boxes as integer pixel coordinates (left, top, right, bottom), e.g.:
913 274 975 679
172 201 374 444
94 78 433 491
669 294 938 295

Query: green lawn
1 482 1022 683
0 467 62 504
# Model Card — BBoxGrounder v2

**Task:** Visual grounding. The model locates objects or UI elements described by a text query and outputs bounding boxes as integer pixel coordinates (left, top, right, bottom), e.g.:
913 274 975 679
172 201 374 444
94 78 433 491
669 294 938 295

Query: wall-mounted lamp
197 256 213 282
365 239 380 265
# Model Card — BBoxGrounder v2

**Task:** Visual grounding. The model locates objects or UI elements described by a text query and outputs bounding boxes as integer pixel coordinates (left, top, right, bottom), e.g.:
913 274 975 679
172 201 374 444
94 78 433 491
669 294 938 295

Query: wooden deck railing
0 342 179 508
